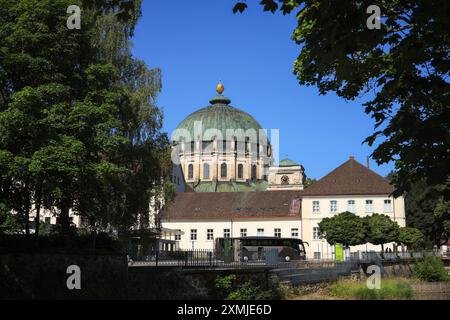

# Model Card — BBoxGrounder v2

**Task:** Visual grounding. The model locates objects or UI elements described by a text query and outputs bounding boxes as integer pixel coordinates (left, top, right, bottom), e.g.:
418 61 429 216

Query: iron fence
128 248 293 268
128 249 444 268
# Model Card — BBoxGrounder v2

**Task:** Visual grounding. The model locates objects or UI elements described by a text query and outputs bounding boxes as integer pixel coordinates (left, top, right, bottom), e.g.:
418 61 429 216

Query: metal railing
128 249 445 268
356 250 441 263
129 248 292 268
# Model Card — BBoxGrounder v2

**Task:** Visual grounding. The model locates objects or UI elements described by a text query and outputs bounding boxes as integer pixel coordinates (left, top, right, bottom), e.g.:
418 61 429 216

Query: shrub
413 256 450 282
214 274 236 293
213 274 282 300
329 279 413 300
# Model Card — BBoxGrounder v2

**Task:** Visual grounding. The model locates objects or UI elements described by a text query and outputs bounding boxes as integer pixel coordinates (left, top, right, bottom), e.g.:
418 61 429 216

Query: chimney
366 156 370 168
349 155 355 160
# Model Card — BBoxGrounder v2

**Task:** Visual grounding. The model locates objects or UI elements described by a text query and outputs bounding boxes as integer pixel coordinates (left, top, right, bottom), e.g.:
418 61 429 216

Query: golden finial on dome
216 82 224 94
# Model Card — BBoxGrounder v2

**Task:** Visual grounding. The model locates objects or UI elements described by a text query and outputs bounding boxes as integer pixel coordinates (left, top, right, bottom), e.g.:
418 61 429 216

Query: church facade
162 84 406 259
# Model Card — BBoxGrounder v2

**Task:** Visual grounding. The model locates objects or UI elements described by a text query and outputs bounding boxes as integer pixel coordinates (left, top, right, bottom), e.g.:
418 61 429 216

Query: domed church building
161 84 406 259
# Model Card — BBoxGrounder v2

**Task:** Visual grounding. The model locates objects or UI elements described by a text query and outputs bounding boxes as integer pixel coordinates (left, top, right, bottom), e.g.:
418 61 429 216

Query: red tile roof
303 157 394 196
162 191 302 221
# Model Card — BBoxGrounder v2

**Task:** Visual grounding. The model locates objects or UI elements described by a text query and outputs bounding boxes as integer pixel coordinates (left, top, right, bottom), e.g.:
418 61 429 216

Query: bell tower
268 157 305 190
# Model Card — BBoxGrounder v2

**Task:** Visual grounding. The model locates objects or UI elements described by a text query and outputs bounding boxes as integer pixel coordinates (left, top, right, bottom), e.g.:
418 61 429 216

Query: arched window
188 164 193 179
251 165 257 180
203 163 210 179
237 164 243 179
221 163 227 178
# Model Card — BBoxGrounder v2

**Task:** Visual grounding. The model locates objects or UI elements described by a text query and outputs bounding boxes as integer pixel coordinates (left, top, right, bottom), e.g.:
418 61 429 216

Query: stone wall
127 267 270 299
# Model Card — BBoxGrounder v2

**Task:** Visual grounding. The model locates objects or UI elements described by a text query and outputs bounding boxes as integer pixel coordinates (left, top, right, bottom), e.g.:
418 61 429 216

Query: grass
328 278 414 300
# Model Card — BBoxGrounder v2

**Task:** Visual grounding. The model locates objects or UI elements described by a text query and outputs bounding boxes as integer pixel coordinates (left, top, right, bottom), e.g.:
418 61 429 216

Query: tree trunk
34 193 41 237
59 197 71 234
34 183 41 238
24 191 30 236
24 206 30 236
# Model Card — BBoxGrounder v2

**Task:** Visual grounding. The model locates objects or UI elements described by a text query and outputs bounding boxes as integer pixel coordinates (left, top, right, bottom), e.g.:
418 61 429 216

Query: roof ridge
303 157 393 196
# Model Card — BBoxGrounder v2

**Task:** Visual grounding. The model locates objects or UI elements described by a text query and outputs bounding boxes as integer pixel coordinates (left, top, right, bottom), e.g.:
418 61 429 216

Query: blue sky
131 0 394 179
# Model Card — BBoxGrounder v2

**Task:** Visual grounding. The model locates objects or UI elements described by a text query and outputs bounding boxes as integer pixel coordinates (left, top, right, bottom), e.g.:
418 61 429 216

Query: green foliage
0 0 169 237
318 211 368 246
413 256 450 282
304 178 316 187
329 279 413 300
214 274 282 300
405 178 449 246
226 281 281 300
365 213 400 250
398 227 424 250
214 274 236 293
0 203 21 235
233 1 450 211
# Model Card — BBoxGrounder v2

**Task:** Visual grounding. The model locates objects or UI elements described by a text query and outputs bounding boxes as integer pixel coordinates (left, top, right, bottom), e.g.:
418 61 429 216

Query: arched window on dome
237 164 243 179
203 163 210 179
188 164 194 180
221 163 227 178
251 165 257 180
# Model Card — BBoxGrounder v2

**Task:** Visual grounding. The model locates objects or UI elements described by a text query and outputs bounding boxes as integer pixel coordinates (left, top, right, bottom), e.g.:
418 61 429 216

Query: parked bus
214 237 308 262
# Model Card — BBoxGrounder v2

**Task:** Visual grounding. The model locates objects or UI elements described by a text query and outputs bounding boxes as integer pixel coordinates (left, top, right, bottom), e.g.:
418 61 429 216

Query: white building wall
301 194 406 259
162 219 302 250
27 206 82 228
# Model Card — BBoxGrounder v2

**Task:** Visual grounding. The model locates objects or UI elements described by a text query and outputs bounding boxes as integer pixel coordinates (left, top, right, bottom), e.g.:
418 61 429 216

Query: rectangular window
291 228 299 238
207 229 214 240
190 229 197 241
203 163 210 179
240 228 247 237
274 228 281 238
347 200 356 213
188 164 193 179
312 201 320 213
365 200 373 213
238 164 243 179
223 229 230 238
313 252 321 260
330 200 337 213
175 234 181 241
257 228 264 236
313 227 320 240
384 199 392 212
44 217 51 224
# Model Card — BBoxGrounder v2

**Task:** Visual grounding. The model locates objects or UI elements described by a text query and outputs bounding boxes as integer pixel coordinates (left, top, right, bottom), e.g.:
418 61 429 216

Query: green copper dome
173 93 266 142
279 158 299 167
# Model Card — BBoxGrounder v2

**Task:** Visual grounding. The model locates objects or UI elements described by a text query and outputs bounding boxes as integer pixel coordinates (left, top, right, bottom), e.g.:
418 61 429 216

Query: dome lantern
216 82 224 94
209 82 231 105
